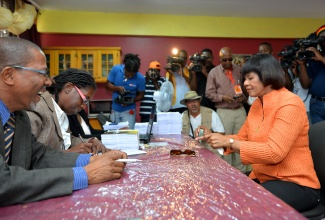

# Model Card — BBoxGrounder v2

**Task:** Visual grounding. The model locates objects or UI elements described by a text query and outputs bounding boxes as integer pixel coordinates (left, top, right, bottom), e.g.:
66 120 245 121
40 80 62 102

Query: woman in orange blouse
196 54 320 212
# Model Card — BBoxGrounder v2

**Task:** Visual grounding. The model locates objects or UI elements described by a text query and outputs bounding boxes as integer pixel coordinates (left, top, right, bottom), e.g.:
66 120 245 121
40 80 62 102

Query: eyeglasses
170 149 196 156
221 58 233 62
74 85 89 105
11 65 49 76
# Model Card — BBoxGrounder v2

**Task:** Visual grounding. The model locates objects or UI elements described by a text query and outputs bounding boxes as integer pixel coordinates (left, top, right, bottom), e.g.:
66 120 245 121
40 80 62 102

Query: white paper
101 130 139 151
217 148 224 155
103 121 129 130
134 122 158 135
157 112 182 134
122 149 147 156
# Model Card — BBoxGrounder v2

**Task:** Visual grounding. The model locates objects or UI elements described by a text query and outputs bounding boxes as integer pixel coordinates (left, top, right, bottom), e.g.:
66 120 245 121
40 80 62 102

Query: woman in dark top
68 108 104 140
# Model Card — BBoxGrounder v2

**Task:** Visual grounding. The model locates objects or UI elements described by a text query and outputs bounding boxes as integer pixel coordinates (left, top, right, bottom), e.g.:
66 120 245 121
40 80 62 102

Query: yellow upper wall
37 10 325 38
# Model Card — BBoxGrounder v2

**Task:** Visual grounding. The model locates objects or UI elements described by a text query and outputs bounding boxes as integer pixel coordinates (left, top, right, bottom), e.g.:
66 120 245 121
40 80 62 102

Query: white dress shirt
52 98 71 150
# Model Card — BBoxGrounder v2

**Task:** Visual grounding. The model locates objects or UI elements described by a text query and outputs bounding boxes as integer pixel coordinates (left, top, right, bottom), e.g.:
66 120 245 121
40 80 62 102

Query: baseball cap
149 61 161 69
315 25 325 37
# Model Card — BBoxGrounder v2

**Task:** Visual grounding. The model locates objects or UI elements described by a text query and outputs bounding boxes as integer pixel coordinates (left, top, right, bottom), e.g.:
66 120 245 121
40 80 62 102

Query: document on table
101 130 139 151
134 122 158 135
102 121 129 130
157 112 182 134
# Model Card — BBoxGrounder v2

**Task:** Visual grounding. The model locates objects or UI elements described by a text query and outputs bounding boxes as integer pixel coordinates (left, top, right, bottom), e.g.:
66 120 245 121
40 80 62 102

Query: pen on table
116 159 142 162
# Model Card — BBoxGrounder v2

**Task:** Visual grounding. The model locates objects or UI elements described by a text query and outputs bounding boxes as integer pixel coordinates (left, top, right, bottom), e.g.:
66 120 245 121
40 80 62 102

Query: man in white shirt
181 91 225 157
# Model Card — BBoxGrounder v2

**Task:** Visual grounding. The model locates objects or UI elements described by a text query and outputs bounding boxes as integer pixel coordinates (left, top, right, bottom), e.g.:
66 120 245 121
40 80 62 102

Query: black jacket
67 109 104 140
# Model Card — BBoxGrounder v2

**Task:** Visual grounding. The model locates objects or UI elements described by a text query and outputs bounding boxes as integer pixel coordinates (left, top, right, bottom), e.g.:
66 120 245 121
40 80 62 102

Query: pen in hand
79 134 93 155
78 134 85 143
79 134 102 155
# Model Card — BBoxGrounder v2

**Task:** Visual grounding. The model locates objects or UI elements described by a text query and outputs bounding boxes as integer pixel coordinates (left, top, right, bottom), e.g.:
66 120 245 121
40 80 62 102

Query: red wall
40 34 294 122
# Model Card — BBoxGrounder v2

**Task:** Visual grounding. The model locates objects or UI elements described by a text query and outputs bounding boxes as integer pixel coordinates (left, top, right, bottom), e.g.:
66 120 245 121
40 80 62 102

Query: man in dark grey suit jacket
0 37 126 207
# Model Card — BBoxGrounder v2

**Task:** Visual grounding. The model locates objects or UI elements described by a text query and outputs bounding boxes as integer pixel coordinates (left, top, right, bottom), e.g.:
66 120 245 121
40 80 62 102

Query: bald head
219 47 232 57
0 37 42 70
219 47 233 70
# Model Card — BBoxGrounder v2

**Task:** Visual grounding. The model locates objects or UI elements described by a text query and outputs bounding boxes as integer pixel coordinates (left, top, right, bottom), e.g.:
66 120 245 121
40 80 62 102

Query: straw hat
180 91 202 105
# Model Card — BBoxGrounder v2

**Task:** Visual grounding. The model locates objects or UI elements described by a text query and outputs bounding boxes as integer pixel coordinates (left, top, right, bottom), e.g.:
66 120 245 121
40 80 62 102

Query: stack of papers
101 130 139 152
102 121 129 130
157 112 182 134
134 122 158 135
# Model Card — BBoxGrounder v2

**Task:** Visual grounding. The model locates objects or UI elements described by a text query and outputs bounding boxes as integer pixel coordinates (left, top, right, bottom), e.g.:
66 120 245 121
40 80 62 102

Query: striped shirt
140 76 166 116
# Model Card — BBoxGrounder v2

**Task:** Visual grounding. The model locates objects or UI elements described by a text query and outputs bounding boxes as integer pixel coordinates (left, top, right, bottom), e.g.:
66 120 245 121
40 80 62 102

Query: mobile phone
198 129 204 144
198 129 204 137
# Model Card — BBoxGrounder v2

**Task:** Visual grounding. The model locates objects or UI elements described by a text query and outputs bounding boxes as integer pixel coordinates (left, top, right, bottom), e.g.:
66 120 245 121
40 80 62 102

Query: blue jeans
310 98 325 125
110 109 136 129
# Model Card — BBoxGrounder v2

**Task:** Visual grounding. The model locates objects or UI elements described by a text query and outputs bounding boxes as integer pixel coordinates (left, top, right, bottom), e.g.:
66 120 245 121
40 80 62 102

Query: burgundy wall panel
40 34 294 121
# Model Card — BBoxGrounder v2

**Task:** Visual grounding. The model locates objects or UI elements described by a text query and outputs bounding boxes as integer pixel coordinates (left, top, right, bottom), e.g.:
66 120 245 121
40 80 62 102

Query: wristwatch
229 138 235 149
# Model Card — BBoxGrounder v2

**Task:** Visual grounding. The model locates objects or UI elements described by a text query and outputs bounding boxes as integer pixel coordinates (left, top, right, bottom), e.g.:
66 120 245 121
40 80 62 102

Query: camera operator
165 49 193 113
297 25 325 124
139 61 166 122
284 60 311 122
189 48 216 110
106 53 145 129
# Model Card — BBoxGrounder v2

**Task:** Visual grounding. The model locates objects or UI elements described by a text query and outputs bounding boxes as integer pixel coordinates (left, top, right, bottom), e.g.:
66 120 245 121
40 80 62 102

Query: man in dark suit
0 37 126 207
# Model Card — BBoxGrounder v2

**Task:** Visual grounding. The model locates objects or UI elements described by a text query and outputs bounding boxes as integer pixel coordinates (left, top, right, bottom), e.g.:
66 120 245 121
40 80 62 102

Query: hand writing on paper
87 138 109 155
66 143 93 154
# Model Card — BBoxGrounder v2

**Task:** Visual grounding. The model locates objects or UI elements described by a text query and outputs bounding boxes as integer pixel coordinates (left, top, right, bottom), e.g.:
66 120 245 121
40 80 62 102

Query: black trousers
260 180 320 212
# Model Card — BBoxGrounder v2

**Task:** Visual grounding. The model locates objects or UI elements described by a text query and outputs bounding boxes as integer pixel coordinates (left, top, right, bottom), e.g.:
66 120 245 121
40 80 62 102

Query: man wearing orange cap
298 25 325 124
139 61 166 122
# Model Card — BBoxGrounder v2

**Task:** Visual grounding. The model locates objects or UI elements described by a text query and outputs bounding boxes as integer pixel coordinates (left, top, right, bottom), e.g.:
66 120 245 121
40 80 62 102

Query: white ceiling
30 0 325 18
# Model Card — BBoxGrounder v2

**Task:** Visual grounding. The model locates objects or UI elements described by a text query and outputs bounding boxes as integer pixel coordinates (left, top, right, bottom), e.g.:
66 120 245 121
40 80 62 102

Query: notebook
139 105 156 144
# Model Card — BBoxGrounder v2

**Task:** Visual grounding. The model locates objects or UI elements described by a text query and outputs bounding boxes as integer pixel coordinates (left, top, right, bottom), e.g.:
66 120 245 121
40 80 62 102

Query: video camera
165 56 184 72
188 53 207 72
277 33 325 68
115 90 134 105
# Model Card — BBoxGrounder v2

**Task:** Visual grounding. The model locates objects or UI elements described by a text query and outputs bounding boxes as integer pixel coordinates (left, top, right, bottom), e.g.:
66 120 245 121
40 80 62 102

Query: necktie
4 116 15 163
225 70 235 84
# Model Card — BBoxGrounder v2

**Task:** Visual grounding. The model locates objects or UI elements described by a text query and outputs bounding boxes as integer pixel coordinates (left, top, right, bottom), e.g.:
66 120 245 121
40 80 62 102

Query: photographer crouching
296 25 325 124
106 53 146 129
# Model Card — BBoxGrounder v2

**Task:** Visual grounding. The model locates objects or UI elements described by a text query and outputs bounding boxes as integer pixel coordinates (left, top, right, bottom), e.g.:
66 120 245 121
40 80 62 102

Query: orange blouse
232 88 320 189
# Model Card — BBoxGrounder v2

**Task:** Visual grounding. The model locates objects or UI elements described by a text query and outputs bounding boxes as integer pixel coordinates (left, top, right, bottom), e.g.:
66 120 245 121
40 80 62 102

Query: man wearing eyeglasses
205 47 249 173
0 37 126 207
26 68 109 154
